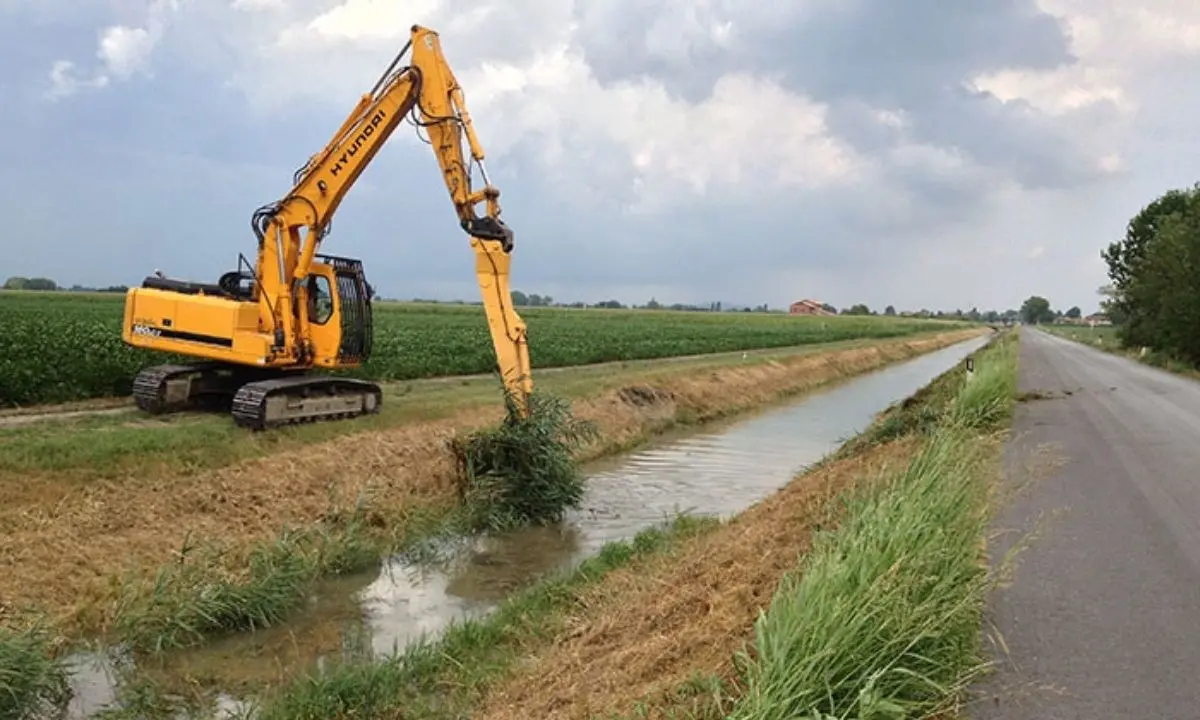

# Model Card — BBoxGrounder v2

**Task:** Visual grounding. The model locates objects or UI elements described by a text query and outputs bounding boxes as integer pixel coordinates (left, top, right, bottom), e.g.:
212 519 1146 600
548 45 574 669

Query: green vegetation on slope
0 291 962 406
725 332 1016 719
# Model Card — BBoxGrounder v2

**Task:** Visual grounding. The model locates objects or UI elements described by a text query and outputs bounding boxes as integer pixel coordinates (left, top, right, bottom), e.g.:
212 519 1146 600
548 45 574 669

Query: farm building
789 299 835 317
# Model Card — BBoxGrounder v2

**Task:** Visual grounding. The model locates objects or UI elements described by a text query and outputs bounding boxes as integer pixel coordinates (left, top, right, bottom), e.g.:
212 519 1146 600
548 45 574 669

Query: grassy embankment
0 328 987 718
127 329 1013 720
1040 323 1200 378
0 290 956 408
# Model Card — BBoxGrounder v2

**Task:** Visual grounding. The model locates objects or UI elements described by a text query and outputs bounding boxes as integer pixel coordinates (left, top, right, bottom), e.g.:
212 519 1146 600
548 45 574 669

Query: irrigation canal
65 333 992 718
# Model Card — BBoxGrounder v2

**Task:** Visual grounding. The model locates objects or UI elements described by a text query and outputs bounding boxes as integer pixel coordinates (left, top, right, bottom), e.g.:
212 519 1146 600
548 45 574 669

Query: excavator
120 25 532 429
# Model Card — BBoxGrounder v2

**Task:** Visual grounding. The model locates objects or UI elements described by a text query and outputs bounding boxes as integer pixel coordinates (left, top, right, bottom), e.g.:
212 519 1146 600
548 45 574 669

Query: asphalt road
972 328 1200 719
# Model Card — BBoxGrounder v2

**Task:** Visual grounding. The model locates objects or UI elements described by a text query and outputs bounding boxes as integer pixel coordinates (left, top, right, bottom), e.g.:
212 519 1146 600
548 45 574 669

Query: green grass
0 623 72 720
723 332 1017 720
1039 324 1119 348
0 290 962 407
1041 323 1200 376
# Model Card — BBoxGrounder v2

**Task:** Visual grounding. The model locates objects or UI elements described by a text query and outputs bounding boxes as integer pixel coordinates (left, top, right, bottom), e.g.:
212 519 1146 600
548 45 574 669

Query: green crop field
0 290 964 407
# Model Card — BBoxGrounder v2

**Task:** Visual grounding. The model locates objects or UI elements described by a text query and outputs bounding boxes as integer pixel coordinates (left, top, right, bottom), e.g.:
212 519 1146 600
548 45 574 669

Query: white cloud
43 0 177 98
453 48 862 213
215 2 863 212
972 0 1200 118
46 60 109 100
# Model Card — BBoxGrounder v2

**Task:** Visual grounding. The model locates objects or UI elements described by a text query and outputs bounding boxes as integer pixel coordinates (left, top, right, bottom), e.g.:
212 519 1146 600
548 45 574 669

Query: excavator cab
308 254 374 369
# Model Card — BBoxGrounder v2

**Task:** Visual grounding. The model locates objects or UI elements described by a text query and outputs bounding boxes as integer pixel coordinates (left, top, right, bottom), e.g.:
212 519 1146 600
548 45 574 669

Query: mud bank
0 328 985 643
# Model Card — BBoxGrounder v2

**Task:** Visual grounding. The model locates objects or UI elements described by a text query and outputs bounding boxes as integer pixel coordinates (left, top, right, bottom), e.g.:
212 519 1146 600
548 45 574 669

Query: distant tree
821 303 837 314
1065 306 1082 319
884 305 896 316
1019 295 1055 324
3 276 56 290
843 304 871 316
511 290 529 306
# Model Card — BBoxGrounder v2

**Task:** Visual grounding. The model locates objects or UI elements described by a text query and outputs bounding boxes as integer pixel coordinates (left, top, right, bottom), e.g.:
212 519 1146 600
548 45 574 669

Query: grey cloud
573 0 1100 193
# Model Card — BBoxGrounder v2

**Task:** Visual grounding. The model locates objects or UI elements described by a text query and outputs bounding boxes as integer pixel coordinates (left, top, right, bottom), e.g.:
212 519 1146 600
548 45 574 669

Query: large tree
1102 183 1200 348
1019 295 1054 324
1116 206 1200 363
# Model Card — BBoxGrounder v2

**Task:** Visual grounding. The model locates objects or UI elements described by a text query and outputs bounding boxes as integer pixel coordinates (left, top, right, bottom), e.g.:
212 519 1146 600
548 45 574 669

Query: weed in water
0 622 71 720
450 387 599 532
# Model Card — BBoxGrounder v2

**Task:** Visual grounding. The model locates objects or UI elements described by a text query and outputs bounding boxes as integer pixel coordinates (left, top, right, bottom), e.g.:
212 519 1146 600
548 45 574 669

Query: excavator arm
251 24 532 413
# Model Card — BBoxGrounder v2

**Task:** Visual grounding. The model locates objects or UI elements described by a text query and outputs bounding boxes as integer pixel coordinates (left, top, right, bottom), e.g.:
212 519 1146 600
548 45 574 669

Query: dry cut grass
0 328 985 638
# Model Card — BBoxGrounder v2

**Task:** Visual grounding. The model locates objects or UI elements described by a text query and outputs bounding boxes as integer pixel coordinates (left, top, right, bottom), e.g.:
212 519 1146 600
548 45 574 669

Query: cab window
308 275 334 325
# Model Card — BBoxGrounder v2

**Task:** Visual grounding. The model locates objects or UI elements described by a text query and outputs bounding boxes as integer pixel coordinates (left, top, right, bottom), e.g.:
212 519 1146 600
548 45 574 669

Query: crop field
0 290 962 407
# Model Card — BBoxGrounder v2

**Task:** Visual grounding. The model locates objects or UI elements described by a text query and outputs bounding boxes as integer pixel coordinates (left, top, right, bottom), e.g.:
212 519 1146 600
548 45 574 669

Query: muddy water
66 334 990 717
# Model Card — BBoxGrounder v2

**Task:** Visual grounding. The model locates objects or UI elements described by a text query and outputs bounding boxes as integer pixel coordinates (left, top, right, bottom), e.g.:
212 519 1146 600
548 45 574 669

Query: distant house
789 299 835 317
1084 313 1112 327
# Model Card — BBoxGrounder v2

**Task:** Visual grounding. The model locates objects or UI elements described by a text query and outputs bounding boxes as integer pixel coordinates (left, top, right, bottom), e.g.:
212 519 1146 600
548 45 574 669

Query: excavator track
231 375 383 430
132 362 232 414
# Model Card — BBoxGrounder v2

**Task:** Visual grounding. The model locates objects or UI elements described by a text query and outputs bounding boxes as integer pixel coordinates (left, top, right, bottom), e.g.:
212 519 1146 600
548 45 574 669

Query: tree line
1101 181 1200 364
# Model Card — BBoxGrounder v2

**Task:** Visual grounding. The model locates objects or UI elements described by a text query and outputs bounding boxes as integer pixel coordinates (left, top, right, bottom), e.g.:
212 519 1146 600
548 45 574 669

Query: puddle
64 334 990 717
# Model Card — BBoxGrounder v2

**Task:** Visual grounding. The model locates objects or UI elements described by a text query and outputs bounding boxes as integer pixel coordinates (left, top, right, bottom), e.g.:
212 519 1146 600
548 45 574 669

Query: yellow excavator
121 25 532 429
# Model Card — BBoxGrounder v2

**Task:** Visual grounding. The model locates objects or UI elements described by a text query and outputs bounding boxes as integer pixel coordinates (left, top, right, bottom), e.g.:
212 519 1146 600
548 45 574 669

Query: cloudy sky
2 1 1198 313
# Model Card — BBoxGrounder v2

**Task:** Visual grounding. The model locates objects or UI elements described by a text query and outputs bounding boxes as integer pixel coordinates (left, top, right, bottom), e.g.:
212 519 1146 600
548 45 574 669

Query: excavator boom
408 25 533 412
120 24 533 426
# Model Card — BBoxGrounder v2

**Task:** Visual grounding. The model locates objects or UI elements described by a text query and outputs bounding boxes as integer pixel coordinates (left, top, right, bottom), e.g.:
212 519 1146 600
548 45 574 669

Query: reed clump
450 388 599 532
0 622 71 720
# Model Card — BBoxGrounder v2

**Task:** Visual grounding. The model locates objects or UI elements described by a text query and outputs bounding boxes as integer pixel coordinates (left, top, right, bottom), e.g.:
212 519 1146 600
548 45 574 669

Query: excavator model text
121 25 532 429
